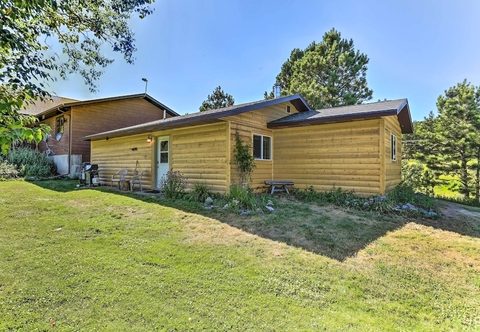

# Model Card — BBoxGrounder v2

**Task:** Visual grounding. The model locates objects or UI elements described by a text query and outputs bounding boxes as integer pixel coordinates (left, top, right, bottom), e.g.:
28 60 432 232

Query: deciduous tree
0 0 155 154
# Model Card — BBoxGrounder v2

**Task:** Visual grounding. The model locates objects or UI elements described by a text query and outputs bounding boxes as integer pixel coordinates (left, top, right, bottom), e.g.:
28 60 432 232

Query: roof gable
24 93 179 119
83 94 312 140
268 98 413 134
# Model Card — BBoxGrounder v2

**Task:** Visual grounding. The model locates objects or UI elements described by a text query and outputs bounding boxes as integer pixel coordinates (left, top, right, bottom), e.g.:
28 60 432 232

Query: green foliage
228 184 258 211
199 86 235 112
265 28 372 108
159 171 188 199
0 0 155 153
409 80 480 199
233 131 256 184
7 148 56 178
0 161 19 180
436 194 480 207
293 183 436 216
186 182 212 203
402 161 436 196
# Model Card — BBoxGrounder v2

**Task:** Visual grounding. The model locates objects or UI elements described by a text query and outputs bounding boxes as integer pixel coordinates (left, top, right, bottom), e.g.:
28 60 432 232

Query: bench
264 180 294 195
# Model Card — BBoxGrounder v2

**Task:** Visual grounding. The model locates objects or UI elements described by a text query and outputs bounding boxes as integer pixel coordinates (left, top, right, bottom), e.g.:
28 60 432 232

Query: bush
186 182 212 203
228 184 258 211
293 183 437 216
0 161 20 180
7 148 57 178
159 171 188 199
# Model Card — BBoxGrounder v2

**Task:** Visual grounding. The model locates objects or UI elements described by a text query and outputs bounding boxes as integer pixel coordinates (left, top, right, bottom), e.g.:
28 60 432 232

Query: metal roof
268 98 413 133
83 94 312 141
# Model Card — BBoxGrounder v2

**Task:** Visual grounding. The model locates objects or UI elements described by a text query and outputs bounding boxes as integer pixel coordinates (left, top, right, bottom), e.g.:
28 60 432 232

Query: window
286 105 291 114
391 134 397 161
253 134 271 160
56 116 65 135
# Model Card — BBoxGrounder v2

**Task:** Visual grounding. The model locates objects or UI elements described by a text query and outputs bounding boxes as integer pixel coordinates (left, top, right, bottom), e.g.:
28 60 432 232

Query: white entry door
156 136 170 189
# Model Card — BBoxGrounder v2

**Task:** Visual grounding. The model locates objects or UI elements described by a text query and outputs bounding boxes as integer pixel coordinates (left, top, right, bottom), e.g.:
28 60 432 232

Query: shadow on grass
30 180 480 262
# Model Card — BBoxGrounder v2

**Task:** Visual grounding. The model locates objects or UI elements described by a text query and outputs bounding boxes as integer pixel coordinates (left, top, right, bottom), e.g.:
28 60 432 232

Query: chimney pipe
274 82 281 98
163 109 166 120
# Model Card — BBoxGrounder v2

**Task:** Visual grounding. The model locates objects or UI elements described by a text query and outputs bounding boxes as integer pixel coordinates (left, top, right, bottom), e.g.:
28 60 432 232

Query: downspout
55 106 72 177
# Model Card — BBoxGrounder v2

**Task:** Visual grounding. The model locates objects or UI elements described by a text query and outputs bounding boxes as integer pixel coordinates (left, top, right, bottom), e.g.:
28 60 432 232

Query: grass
434 174 463 198
1 180 480 330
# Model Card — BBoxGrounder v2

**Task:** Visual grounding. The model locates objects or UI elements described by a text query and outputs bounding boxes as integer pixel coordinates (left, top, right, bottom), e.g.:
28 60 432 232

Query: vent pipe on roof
274 82 281 98
163 109 166 120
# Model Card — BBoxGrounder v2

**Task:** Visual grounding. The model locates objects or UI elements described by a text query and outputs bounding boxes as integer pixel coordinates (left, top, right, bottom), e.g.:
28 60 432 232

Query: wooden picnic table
264 180 294 195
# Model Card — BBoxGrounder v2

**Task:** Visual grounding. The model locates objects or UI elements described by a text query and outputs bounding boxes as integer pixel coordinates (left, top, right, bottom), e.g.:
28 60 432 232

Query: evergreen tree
264 29 372 108
199 86 235 112
416 80 480 198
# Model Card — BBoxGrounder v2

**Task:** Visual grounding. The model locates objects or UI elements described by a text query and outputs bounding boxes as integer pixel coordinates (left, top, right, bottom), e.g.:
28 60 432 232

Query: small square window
253 134 271 160
391 134 397 161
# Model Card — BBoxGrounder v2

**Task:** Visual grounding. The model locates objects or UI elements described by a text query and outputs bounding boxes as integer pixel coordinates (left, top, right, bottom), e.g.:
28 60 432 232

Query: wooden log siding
170 123 228 193
383 116 402 191
273 119 382 196
38 113 72 156
90 122 228 193
73 98 173 162
223 102 298 190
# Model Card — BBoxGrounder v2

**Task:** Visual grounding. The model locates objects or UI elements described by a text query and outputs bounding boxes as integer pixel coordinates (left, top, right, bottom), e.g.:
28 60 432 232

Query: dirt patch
436 200 480 221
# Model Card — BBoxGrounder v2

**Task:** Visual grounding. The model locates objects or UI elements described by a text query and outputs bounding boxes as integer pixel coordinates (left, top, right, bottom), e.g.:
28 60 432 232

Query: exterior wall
223 102 298 190
90 122 228 193
273 119 382 196
383 116 402 192
38 111 72 157
72 98 172 162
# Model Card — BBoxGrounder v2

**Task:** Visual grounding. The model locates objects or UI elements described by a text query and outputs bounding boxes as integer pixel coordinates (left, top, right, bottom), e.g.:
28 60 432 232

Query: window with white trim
253 134 271 160
391 134 397 161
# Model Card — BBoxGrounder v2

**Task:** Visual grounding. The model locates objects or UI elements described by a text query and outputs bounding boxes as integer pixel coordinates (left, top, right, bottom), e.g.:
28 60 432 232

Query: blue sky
49 0 480 121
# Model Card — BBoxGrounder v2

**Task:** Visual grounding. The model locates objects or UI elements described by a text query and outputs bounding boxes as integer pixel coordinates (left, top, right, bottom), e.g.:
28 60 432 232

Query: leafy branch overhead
265 28 373 109
0 0 155 153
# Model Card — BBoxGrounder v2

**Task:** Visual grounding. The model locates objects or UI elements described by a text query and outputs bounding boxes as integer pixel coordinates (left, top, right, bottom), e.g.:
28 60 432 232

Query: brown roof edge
397 101 413 134
268 100 414 134
82 94 312 141
267 110 397 128
34 93 179 118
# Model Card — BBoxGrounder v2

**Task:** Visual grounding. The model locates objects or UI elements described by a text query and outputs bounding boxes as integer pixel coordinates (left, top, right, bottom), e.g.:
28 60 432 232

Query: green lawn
1 181 480 331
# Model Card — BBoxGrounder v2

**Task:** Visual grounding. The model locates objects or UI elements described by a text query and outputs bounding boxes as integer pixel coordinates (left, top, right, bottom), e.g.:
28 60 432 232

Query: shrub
294 183 437 216
7 148 57 178
228 184 258 211
158 171 188 199
0 161 20 180
186 182 212 203
233 131 256 185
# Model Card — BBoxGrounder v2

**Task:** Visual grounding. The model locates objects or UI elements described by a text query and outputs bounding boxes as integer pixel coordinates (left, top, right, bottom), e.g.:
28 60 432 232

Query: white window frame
253 134 272 160
391 134 397 161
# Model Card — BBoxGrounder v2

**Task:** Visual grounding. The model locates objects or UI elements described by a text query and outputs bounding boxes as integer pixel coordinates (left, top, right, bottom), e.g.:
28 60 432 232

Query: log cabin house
83 94 413 196
24 94 179 176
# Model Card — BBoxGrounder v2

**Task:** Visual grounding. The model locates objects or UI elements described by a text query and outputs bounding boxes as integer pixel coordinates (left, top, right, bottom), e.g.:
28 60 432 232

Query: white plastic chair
111 169 128 188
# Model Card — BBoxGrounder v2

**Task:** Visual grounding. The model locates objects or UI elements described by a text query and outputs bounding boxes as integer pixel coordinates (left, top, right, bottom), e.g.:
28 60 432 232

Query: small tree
233 131 255 185
199 86 235 112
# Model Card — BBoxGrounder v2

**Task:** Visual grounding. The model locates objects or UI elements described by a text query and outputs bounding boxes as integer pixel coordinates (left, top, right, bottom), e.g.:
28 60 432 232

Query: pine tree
199 86 235 112
264 29 372 108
